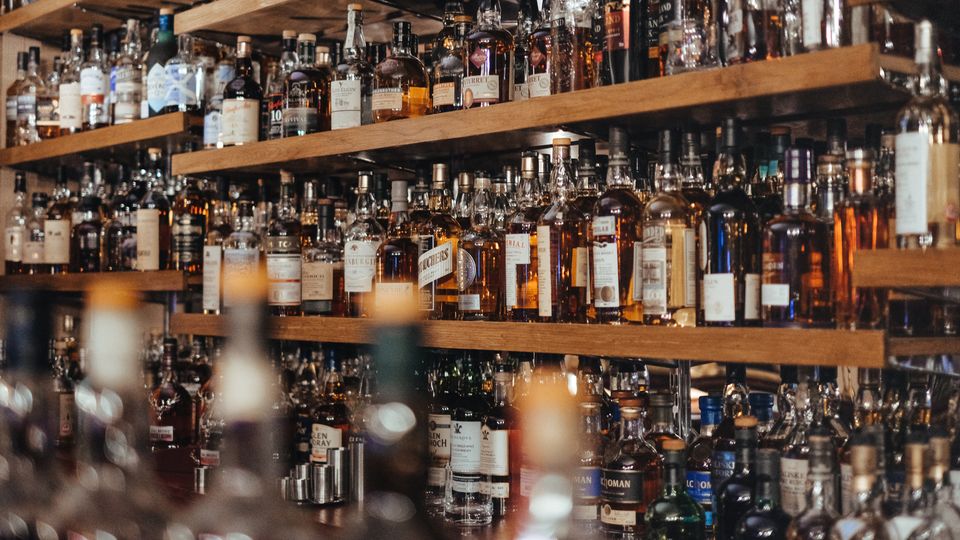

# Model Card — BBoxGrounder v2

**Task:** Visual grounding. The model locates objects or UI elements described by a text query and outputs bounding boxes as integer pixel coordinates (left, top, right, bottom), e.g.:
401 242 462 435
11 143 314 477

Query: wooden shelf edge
174 0 289 34
887 337 960 357
0 270 189 292
853 249 960 288
0 0 75 33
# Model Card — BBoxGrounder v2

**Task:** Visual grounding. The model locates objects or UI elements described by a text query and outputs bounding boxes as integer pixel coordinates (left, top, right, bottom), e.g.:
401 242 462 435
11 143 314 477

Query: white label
632 245 643 302
683 228 696 306
221 99 259 145
222 248 260 307
761 283 791 307
840 463 853 515
202 246 222 312
375 281 414 308
574 504 599 521
801 0 824 47
850 6 870 44
203 110 221 146
592 242 620 308
372 88 402 111
480 425 509 476
458 294 481 311
463 75 499 104
6 98 16 119
418 241 454 288
331 79 362 130
149 425 174 442
450 420 482 474
266 254 301 306
59 82 82 129
745 273 761 320
310 423 342 463
704 273 735 322
429 413 452 461
505 233 531 308
482 481 510 498
780 457 809 516
5 226 23 262
889 517 924 540
600 505 637 526
432 82 455 107
200 449 220 467
641 246 667 315
23 241 43 264
146 63 166 112
895 132 930 235
527 73 550 98
537 225 552 317
592 216 616 236
43 220 70 264
136 209 161 271
505 264 518 308
164 64 198 107
344 240 379 293
951 470 960 505
514 82 529 101
80 67 106 100
302 261 337 301
572 247 589 288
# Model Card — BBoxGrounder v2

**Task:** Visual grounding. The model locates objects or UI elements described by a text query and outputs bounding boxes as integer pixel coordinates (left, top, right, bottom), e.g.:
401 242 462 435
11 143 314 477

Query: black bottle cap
864 124 884 151
216 176 229 200
324 177 343 199
366 42 387 65
578 138 596 168
657 128 677 162
608 126 630 161
56 165 71 187
721 118 741 150
90 23 104 45
5 290 53 376
827 118 847 140
16 51 27 71
106 30 120 55
756 449 780 478
784 147 813 184
726 363 746 382
393 21 413 49
681 128 701 161
14 171 26 193
318 200 335 228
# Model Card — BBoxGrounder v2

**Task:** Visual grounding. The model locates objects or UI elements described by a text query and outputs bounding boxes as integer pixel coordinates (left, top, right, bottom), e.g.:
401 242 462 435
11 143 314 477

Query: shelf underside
0 270 193 292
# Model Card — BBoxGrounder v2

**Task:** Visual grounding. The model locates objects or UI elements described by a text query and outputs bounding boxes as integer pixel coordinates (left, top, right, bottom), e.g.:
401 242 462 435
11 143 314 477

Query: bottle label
149 425 174 442
761 283 790 307
458 294 481 312
520 466 539 497
6 97 15 119
951 470 960 504
592 242 620 308
267 93 283 139
5 226 23 262
600 469 643 504
331 79 362 130
371 87 402 112
840 462 853 515
744 273 760 319
222 248 260 307
571 247 589 288
537 225 553 317
375 281 414 308
266 253 302 306
135 209 161 271
600 505 637 526
199 449 220 467
504 233 531 308
605 5 630 51
23 241 43 264
462 75 499 105
632 244 643 302
457 249 477 291
451 472 481 494
203 110 221 146
890 516 924 540
428 466 445 488
58 393 75 438
202 246 222 312
526 73 550 98
221 98 259 145
418 241 454 289
686 469 712 508
146 63 166 113
704 273 735 321
432 82 456 107
43 220 70 264
779 456 809 516
344 240 379 293
450 419 482 474
16 94 36 120
573 504 598 521
428 413 451 461
801 0 824 48
514 82 529 101
480 425 509 477
575 466 602 498
895 131 930 235
172 213 204 265
164 64 199 107
302 261 338 301
711 450 735 488
641 242 667 315
310 423 342 463
282 105 318 135
80 67 107 103
480 480 509 498
59 82 82 129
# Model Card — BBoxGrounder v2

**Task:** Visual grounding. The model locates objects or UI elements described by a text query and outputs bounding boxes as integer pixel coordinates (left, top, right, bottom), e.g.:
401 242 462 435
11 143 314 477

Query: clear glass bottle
265 31 296 140
283 33 329 137
666 0 720 74
373 22 430 122
149 337 194 450
445 351 493 526
36 55 60 139
201 177 233 313
343 171 385 317
6 51 25 147
506 153 542 321
136 147 171 271
112 19 142 125
23 192 47 274
59 28 84 135
908 435 960 540
221 36 261 146
736 448 792 539
454 171 474 230
221 200 261 310
464 0 515 107
574 397 605 534
551 0 596 92
16 46 42 145
162 33 201 115
80 24 109 129
203 44 235 148
145 9 176 117
888 442 929 539
265 171 302 315
785 434 839 539
4 171 27 274
374 179 418 309
459 175 503 321
779 369 818 517
432 14 470 113
302 189 345 316
70 162 103 272
831 438 890 540
513 0 533 100
419 163 462 320
799 0 843 52
171 175 207 273
333 4 374 129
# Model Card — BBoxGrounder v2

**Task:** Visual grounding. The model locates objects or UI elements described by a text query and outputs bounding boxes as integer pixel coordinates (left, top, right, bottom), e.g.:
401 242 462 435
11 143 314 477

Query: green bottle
645 439 707 539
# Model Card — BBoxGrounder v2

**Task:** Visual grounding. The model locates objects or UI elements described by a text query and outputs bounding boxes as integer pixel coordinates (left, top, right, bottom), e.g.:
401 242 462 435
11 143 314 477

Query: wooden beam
0 270 190 292
853 249 960 288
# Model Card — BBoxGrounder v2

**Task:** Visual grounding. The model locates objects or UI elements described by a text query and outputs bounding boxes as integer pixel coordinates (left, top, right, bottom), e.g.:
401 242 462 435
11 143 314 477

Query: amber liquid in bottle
464 1 515 108
600 401 662 537
373 21 430 122
506 154 542 321
459 177 504 320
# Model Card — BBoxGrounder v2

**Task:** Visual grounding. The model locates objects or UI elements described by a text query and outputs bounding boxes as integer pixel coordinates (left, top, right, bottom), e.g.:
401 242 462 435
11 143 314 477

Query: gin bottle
162 33 201 114
343 171 384 317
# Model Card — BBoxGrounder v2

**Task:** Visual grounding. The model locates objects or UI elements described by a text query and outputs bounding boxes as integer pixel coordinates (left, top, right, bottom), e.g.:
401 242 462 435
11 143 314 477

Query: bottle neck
755 475 780 507
606 159 634 190
621 416 645 440
477 5 502 29
345 11 366 58
517 173 541 207
807 474 834 510
157 15 174 42
783 180 809 211
916 53 945 98
297 41 316 67
492 372 511 405
581 411 602 434
664 459 686 495
428 185 452 212
656 155 681 193
355 188 377 218
698 421 717 437
471 188 494 229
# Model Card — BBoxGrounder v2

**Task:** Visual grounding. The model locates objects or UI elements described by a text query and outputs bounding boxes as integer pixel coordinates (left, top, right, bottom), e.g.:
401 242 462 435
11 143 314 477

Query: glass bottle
70 162 103 272
513 0 532 101
814 153 845 234
445 350 493 525
309 349 351 464
221 36 261 146
202 177 233 313
5 171 27 274
112 19 142 125
265 171 302 315
785 434 838 539
762 147 832 327
163 33 201 114
23 192 48 275
203 45 235 148
666 0 721 74
646 439 707 539
6 51 25 147
762 366 798 452
343 171 385 317
283 33 329 137
537 137 590 322
506 153 542 321
136 147 171 271
749 392 775 439
79 24 109 129
481 361 519 517
713 364 751 502
779 369 819 517
603 0 641 83
831 435 891 540
679 128 712 267
454 171 474 230
145 9 176 117
149 337 194 450
302 192 345 317
459 175 503 321
591 126 644 323
45 168 73 274
59 29 84 135
756 126 790 225
333 3 374 129
715 415 759 540
464 0 514 107
527 0 552 98
433 1 466 67
374 178 418 309
36 54 60 139
646 391 682 453
736 448 791 539
373 22 430 122
895 21 959 250
688 395 722 537
220 200 262 310
574 397 605 534
909 435 960 539
16 46 42 145
800 0 843 52
171 175 207 273
888 442 929 539
432 14 470 113
265 31 296 140
600 399 663 537
419 163 462 320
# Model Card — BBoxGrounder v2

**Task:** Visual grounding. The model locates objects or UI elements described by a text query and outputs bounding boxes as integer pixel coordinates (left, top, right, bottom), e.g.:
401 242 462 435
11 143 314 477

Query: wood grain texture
853 249 960 287
0 270 189 291
170 314 888 367
887 337 960 356
0 0 191 44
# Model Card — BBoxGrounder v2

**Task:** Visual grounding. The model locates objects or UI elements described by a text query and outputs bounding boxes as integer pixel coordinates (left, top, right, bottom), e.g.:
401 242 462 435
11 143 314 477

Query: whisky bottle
221 36 261 146
171 175 207 273
688 395 722 536
432 14 470 113
310 351 351 463
44 168 73 274
831 436 888 540
600 398 662 537
265 171 302 315
646 392 682 453
910 436 960 537
373 22 430 122
454 171 474 230
464 0 515 107
749 392 775 439
221 200 262 310
202 177 233 314
645 439 707 539
203 45 235 148
283 33 329 137
5 52 25 146
575 138 601 215
574 397 605 533
513 0 533 100
375 179 419 310
779 371 817 517
302 188 345 316
506 153 542 321
527 0 552 98
5 171 27 274
79 25 109 129
59 29 84 135
643 128 697 326
755 126 790 225
149 337 194 450
839 369 882 514
538 137 589 322
333 4 374 129
735 449 791 540
70 163 103 272
666 0 721 74
145 9 176 117
15 46 42 145
427 351 456 513
715 415 759 540
264 31 296 140
344 171 385 317
482 361 519 517
786 434 839 540
419 163 462 319
459 175 503 320
23 192 48 275
162 33 201 115
136 148 171 271
592 126 643 323
895 21 959 250
888 441 928 539
112 19 142 125
445 350 493 525
552 0 598 91
762 147 833 327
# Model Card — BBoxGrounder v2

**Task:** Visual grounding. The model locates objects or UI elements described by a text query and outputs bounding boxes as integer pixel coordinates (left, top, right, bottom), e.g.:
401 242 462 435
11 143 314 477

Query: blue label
575 466 601 499
711 450 736 493
686 470 712 505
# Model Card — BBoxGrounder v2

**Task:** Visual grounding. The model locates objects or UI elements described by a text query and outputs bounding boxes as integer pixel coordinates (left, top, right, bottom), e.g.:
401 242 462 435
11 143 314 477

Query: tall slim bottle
419 164 462 320
603 0 642 83
6 52 25 147
506 153 542 321
265 171 302 315
302 194 345 316
59 29 84 135
333 4 374 129
45 169 73 274
5 171 27 274
16 47 42 145
70 163 103 272
112 19 142 125
171 175 207 273
785 434 839 539
715 415 759 540
145 9 176 117
343 171 384 317
645 439 707 539
459 175 504 321
445 351 493 526
136 147 170 271
221 36 261 146
375 179 418 309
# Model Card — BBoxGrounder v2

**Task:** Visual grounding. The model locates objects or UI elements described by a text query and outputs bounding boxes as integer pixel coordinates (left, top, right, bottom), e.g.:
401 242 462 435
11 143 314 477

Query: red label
605 6 629 51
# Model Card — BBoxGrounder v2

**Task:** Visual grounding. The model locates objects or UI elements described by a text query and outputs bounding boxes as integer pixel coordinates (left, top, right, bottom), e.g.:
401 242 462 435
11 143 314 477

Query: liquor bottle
171 175 207 273
70 163 103 272
799 0 843 52
481 361 519 517
445 351 493 525
779 370 818 517
785 434 839 539
504 154 541 320
666 0 721 74
264 171 302 315
538 137 590 322
302 194 345 317
715 415 759 540
344 171 384 317
895 21 959 250
600 398 662 537
642 128 697 326
112 19 142 125
309 349 351 463
15 46 42 145
204 45 235 148
909 435 960 538
373 22 430 122
550 0 591 92
888 441 928 539
513 0 533 101
761 366 797 451
688 395 722 536
755 126 790 225
604 0 642 83
833 439 887 540
374 178 418 309
680 126 712 234
59 29 84 135
747 392 774 439
735 449 791 540
646 392 682 453
418 164 462 319
838 369 882 514
815 154 845 236
283 33 328 137
5 171 27 274
201 177 233 313
149 337 194 450
714 364 751 503
253 178 270 239
592 126 644 323
575 138 601 214
79 24 109 130
527 0 552 98
136 148 170 271
433 1 466 66
145 9 175 117
574 397 605 533
646 439 707 539
162 33 201 115
45 168 73 274
432 13 469 114
221 200 261 310
263 31 296 140
454 172 474 230
23 192 47 275
333 4 374 129
221 36 261 146
5 51 25 147
459 175 503 320
464 0 514 107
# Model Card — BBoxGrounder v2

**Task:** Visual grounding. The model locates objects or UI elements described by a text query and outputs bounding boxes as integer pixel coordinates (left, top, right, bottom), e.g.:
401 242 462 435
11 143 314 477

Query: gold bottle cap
850 444 877 475
454 14 472 23
159 7 174 15
553 137 572 146
70 28 83 37
237 35 252 43
280 170 294 184
348 2 362 10
298 33 317 42
474 176 492 191
282 30 297 40
929 436 950 480
432 163 449 187
521 153 538 178
458 171 474 190
662 439 686 452
734 416 758 429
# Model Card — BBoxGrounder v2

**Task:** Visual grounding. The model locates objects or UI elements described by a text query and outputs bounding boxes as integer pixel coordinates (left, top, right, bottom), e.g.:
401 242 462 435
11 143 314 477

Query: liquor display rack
853 249 960 288
0 270 197 292
0 0 190 44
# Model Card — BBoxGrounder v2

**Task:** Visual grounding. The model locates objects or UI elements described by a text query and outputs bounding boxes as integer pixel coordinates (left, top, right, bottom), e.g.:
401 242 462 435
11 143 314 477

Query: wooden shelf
171 44 932 176
0 112 198 172
853 249 960 288
169 314 897 368
0 0 190 44
0 270 192 292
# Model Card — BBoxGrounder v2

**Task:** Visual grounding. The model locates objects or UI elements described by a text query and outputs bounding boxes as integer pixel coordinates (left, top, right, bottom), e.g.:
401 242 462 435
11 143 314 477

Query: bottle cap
657 128 677 160
756 449 779 478
521 152 538 177
298 33 317 42
846 148 875 163
70 28 83 38
817 154 843 175
282 30 297 40
280 170 294 184
237 35 252 43
390 179 408 203
432 163 449 187
608 127 630 161
28 46 39 64
552 137 571 146
159 7 174 15
16 51 27 70
348 2 362 10
734 415 758 429
915 20 936 64
357 171 374 192
784 147 813 184
474 175 492 191
649 392 673 408
721 118 741 150
458 171 474 191
826 118 847 140
32 192 48 207
681 129 701 162
748 393 774 421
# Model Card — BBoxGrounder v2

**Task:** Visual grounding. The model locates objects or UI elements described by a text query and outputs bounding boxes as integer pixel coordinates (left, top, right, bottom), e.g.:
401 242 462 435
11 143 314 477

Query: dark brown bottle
149 338 194 450
70 163 102 273
171 175 208 273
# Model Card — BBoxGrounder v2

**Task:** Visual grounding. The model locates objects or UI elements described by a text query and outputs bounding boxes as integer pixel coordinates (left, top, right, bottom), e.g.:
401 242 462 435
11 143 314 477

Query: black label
601 468 643 504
